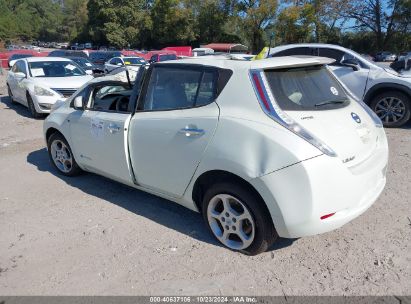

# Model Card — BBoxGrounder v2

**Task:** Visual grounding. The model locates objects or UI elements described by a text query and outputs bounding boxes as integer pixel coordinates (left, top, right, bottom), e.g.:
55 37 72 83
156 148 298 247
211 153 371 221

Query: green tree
236 0 278 53
87 0 151 48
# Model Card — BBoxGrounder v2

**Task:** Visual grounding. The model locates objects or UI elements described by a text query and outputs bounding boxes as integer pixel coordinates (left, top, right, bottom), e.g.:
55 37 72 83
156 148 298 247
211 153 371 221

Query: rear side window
141 66 217 111
264 66 349 111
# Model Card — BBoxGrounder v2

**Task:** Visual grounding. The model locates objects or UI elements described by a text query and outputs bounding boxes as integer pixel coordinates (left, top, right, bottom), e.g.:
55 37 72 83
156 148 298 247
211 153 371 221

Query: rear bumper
250 132 388 238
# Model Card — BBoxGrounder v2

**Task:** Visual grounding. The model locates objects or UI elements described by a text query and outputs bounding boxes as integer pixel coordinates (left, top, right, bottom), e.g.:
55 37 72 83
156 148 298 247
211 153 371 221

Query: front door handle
108 123 121 134
179 125 205 137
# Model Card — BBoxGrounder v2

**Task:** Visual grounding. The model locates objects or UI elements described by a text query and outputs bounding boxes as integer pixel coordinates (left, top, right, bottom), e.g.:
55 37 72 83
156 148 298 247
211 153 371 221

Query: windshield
265 65 349 111
71 58 93 68
29 61 86 77
123 57 146 65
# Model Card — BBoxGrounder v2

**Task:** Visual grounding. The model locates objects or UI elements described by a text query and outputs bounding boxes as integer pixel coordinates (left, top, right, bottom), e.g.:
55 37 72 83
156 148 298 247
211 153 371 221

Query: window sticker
66 64 76 71
330 86 339 95
31 68 45 77
90 118 104 140
85 63 92 67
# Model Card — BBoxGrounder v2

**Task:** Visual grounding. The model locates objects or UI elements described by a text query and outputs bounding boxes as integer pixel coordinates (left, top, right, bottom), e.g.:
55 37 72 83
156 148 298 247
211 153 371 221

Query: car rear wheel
47 133 82 176
26 93 42 119
202 182 277 255
370 91 411 127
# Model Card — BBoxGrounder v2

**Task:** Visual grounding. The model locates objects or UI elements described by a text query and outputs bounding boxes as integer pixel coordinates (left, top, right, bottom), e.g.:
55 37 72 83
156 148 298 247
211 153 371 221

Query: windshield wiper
314 99 348 107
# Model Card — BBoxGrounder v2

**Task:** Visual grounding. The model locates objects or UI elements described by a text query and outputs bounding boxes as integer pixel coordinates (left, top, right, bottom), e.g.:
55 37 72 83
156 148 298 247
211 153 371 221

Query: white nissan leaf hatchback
44 56 388 255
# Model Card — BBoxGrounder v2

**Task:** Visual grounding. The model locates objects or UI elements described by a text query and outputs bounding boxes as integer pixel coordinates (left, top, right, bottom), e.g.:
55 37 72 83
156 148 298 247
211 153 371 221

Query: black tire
26 93 43 119
7 84 17 104
47 132 82 177
201 182 277 255
370 91 411 128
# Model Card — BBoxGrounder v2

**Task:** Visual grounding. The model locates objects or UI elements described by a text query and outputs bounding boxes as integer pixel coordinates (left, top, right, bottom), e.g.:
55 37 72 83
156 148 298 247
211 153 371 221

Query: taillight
249 69 337 157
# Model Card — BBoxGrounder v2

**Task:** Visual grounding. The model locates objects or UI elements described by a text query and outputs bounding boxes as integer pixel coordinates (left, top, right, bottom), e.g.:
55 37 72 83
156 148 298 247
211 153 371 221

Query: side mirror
73 96 83 109
14 72 26 79
117 62 123 66
341 59 361 71
85 70 93 75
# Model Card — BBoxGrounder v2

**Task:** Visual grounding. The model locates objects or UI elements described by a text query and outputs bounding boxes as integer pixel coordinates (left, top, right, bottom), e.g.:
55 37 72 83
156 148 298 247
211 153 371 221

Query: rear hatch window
265 65 349 110
260 65 379 167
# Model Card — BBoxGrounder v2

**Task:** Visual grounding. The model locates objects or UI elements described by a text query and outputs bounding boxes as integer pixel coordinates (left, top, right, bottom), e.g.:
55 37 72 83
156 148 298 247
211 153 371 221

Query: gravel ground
0 70 410 296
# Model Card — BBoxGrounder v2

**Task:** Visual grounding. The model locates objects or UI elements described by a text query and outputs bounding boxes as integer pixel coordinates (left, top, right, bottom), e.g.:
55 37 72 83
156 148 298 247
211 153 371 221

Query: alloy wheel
50 139 73 173
207 194 255 250
374 96 406 124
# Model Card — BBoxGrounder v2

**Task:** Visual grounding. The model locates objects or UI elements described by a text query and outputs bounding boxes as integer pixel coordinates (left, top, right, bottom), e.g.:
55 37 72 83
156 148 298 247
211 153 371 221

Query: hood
32 75 93 89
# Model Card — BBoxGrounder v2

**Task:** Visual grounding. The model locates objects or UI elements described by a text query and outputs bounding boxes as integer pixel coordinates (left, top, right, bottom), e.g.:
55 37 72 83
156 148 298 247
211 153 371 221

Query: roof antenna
267 32 275 58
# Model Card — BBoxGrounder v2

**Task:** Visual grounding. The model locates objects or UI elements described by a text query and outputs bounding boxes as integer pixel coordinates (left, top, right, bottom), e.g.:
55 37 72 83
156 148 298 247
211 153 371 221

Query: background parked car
67 57 104 75
104 56 147 73
149 53 177 63
8 53 34 67
89 51 122 70
6 57 93 118
48 50 88 58
398 51 411 61
375 51 397 62
268 43 411 127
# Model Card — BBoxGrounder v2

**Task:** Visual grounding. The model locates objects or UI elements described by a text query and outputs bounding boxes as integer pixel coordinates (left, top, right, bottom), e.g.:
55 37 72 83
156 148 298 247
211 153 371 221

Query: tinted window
271 47 316 57
264 65 349 111
142 67 216 111
159 54 177 62
16 61 27 74
318 48 344 65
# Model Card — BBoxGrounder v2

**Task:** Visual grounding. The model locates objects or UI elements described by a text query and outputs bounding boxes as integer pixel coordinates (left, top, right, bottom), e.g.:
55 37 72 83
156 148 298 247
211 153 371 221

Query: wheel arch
363 83 411 105
192 170 269 216
45 127 64 143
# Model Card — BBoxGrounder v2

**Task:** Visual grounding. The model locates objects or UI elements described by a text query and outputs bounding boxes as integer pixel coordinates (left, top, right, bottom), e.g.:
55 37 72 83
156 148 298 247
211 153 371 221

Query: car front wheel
202 182 277 255
370 91 411 127
47 133 82 176
7 85 16 104
26 93 42 119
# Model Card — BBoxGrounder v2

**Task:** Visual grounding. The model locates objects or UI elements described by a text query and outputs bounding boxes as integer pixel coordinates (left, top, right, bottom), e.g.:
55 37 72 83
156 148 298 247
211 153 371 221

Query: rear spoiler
251 56 335 70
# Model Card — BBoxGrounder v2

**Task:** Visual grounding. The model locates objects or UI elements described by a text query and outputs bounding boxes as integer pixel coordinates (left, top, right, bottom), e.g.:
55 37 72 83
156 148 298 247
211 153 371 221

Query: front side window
29 61 85 77
141 66 216 111
264 65 349 111
16 61 27 75
88 84 131 112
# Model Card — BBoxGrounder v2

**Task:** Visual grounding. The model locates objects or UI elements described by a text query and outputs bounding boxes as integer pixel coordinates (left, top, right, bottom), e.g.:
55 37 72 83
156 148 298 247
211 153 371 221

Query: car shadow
27 147 295 252
0 95 45 119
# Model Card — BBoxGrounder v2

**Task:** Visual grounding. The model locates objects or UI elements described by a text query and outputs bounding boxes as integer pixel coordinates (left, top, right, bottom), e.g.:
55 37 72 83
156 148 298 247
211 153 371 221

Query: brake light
252 73 271 111
249 69 337 157
320 213 336 220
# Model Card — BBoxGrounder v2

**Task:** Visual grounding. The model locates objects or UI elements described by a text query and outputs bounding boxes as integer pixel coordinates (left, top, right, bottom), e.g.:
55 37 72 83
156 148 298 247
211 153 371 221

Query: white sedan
6 57 93 118
44 56 388 254
104 56 147 73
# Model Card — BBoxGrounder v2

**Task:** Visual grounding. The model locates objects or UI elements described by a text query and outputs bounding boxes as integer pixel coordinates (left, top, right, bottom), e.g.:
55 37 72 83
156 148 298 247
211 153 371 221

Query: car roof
25 56 72 62
158 55 334 70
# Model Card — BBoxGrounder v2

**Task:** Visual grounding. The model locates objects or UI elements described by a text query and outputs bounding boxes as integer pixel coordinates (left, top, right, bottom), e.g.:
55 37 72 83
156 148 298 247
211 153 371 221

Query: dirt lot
0 70 410 296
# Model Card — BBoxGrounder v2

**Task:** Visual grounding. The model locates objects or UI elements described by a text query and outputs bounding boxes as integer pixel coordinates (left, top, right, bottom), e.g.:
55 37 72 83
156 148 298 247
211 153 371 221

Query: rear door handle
179 126 205 137
108 123 121 134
